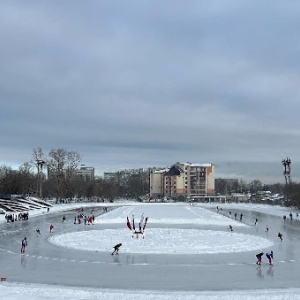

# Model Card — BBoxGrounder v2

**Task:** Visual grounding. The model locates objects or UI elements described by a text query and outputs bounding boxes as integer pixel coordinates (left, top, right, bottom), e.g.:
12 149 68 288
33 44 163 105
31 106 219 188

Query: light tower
36 159 46 198
282 157 291 185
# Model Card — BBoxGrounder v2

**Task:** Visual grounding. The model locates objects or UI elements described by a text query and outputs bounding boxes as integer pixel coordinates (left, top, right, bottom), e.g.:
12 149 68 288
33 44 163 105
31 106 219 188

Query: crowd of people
5 212 29 222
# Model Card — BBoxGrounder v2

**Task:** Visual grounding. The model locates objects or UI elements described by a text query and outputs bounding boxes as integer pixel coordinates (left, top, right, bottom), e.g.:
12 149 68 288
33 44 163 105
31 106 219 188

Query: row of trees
1 147 300 208
283 182 300 209
215 178 285 195
0 147 149 202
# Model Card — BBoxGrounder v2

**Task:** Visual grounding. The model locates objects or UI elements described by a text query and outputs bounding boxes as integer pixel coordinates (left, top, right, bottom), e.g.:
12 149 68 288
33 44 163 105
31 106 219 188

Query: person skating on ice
278 232 283 241
240 213 243 222
266 251 274 265
111 243 122 255
21 237 27 254
256 252 264 265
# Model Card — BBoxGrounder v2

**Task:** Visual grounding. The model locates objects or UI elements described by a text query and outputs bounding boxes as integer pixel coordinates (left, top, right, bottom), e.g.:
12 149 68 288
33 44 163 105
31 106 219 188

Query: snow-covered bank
1 283 300 300
199 202 300 218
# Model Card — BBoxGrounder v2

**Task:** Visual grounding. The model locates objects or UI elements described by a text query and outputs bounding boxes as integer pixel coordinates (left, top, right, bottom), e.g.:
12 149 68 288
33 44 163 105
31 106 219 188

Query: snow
1 283 300 300
199 202 299 218
49 205 272 254
0 201 299 299
94 204 248 226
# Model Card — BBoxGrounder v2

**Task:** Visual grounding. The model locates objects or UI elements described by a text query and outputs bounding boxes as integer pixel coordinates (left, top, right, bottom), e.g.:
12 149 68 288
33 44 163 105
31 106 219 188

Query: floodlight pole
282 157 291 185
36 159 46 198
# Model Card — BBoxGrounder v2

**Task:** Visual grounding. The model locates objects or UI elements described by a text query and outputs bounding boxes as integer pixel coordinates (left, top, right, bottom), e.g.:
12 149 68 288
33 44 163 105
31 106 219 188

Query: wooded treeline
0 147 149 202
1 147 300 208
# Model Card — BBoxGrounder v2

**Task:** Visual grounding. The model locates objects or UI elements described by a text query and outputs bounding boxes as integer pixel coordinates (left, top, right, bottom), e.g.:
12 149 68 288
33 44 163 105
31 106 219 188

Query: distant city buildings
75 166 95 181
47 165 95 181
150 162 215 199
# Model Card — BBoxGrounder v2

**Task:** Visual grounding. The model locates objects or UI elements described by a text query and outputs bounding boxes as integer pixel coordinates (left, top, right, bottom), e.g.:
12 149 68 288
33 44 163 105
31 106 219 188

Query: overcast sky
1 0 300 183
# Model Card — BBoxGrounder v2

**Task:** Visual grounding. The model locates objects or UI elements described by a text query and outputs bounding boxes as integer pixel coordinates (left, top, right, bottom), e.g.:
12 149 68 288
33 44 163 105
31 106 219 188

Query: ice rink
1 202 300 299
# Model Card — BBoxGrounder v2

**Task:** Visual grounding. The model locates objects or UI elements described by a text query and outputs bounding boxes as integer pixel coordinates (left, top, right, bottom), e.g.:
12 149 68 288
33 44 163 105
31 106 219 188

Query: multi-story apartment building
150 162 215 199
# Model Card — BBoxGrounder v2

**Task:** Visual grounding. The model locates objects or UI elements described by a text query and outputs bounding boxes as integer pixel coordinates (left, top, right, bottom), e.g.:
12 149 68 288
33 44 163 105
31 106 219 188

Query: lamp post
36 159 46 198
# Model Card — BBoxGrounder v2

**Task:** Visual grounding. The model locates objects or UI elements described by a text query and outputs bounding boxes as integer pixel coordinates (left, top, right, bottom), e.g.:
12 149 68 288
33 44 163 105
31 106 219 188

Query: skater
234 212 237 220
21 237 27 254
229 225 233 232
289 213 293 220
50 224 54 234
256 252 264 265
240 213 243 222
62 215 66 223
278 232 283 241
265 224 269 232
254 218 258 226
266 251 274 265
36 228 41 235
111 243 122 255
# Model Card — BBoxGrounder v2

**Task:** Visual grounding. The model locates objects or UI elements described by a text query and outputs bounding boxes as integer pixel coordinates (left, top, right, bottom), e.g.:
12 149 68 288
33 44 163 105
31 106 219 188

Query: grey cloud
1 0 300 183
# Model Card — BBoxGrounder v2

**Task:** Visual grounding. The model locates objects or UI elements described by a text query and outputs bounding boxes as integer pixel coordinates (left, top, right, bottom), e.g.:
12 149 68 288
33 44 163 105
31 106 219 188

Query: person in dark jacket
111 243 122 255
266 251 274 265
21 237 27 254
256 252 264 265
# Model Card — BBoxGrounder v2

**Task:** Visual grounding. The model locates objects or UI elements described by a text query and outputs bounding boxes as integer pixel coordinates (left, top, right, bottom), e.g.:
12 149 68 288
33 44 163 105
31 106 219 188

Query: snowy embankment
1 283 300 300
199 202 299 218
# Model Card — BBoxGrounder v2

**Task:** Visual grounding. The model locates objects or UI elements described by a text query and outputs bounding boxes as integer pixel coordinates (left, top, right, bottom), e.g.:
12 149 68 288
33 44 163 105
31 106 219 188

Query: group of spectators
5 212 29 222
74 213 95 225
73 207 110 225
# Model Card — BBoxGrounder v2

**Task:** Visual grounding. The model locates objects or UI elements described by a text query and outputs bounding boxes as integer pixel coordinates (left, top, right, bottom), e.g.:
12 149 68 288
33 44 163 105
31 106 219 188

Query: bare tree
19 162 35 195
48 148 82 202
284 182 300 208
0 165 13 194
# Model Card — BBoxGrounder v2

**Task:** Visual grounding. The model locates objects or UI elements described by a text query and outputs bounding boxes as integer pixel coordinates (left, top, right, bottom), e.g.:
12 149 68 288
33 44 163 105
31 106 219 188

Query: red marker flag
127 216 132 230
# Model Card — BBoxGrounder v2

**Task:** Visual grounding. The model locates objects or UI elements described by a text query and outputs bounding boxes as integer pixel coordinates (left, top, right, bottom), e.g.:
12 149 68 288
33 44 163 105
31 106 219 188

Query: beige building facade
150 162 215 199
